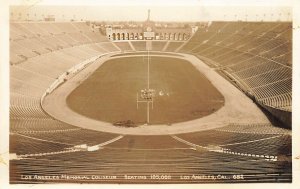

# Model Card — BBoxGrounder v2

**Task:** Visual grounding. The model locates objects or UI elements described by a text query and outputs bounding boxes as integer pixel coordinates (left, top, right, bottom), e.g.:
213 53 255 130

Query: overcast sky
9 0 293 21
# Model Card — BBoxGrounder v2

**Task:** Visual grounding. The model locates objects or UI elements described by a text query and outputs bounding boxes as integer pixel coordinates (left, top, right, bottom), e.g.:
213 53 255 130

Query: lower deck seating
10 146 292 183
10 134 72 155
165 42 184 52
97 42 120 52
10 118 77 132
151 41 167 51
131 41 147 51
113 42 133 51
23 129 119 146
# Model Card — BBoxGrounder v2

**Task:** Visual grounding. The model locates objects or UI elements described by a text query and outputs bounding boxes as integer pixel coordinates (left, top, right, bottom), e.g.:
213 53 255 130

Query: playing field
66 56 224 125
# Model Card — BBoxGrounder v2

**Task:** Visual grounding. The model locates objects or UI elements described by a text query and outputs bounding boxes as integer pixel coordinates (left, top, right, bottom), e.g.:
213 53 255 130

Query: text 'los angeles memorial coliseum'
9 7 292 184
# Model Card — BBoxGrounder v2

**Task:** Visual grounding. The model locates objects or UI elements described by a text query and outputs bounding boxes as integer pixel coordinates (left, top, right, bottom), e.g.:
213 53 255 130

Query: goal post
136 89 155 124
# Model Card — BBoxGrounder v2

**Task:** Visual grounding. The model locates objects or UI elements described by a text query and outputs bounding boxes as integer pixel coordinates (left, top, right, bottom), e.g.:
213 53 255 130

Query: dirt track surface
42 53 271 135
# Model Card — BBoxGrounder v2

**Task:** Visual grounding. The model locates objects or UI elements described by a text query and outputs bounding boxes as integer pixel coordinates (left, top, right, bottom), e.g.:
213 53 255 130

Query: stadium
8 3 293 184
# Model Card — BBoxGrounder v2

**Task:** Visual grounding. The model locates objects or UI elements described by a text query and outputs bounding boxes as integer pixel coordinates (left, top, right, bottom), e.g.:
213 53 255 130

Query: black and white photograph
0 0 299 188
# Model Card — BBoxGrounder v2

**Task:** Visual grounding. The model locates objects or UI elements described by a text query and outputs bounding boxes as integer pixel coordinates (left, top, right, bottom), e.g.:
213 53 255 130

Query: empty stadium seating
131 41 147 51
178 21 292 111
9 21 292 183
164 41 184 52
9 22 109 65
151 41 167 51
10 134 292 183
113 41 133 51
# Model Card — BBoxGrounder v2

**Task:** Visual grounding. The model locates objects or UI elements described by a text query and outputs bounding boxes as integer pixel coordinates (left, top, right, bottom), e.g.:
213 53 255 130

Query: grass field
66 56 224 125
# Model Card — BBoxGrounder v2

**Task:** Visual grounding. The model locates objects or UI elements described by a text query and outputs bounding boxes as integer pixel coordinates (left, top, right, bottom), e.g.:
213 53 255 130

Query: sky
9 0 294 6
9 0 293 22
